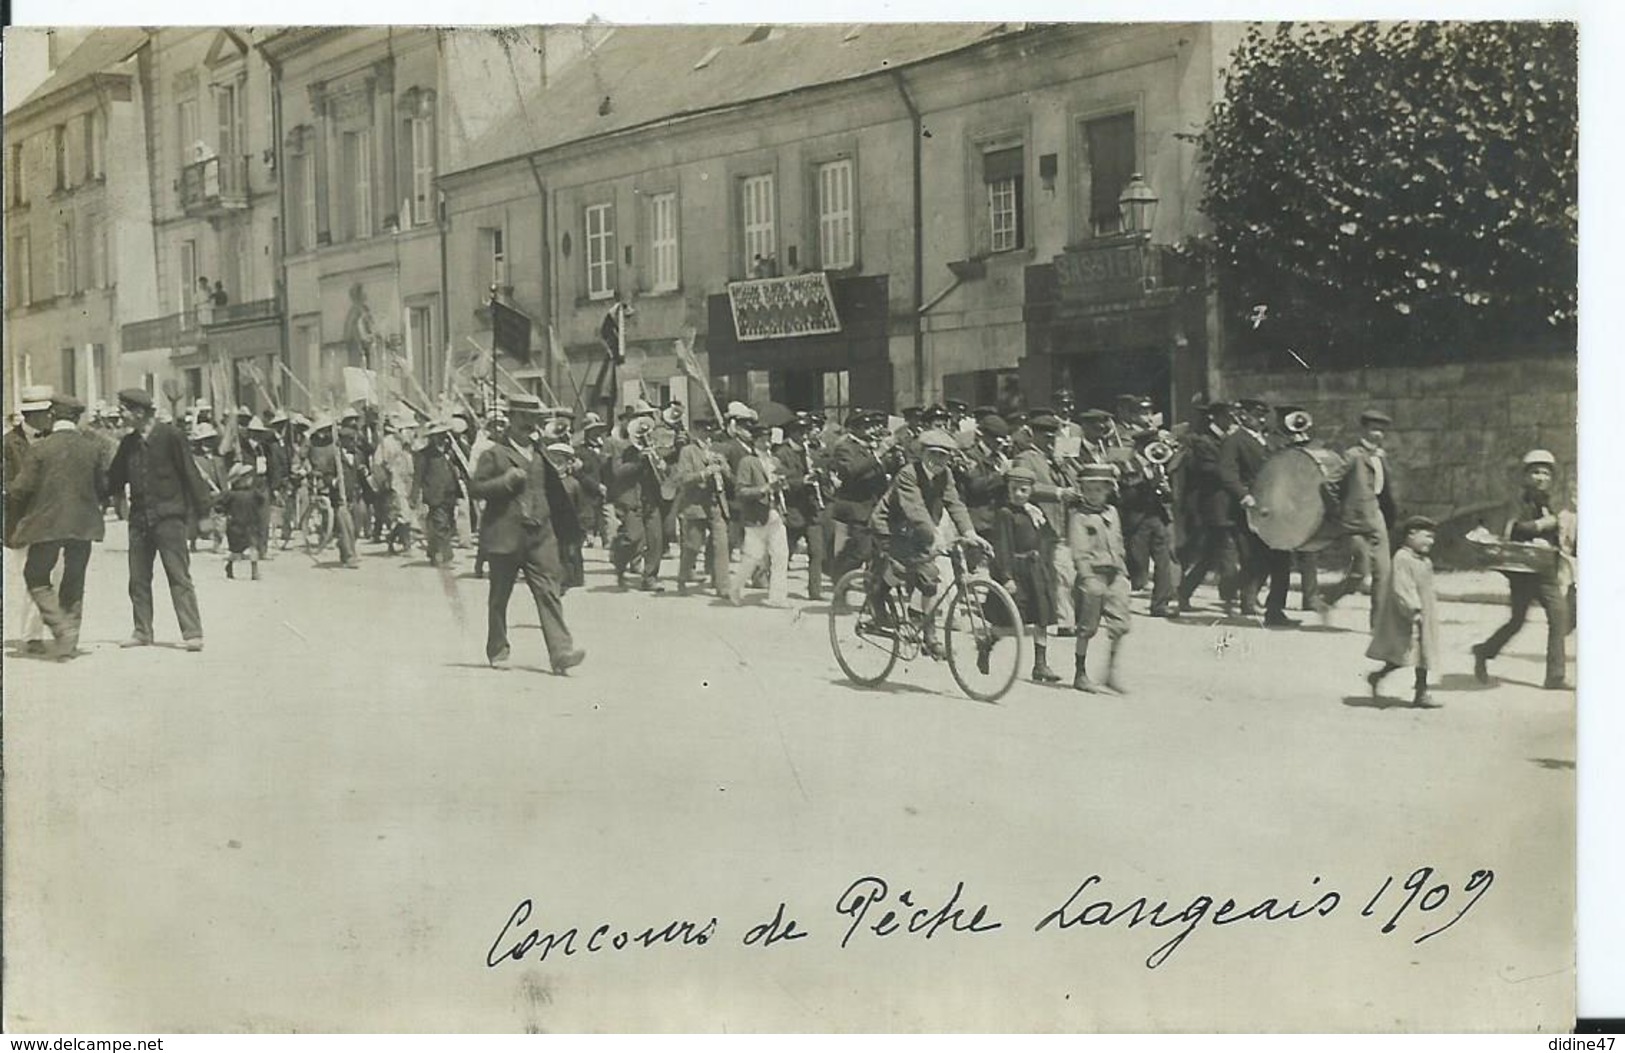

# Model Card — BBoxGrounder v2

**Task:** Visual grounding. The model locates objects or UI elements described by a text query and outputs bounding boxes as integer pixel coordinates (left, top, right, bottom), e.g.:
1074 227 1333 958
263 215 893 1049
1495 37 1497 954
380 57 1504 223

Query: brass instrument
705 449 731 520
1282 409 1314 435
1143 439 1175 466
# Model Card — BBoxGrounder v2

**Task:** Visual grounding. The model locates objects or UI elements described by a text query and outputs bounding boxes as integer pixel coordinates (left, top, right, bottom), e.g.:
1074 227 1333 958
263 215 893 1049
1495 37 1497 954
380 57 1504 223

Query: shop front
1021 236 1208 424
706 273 893 419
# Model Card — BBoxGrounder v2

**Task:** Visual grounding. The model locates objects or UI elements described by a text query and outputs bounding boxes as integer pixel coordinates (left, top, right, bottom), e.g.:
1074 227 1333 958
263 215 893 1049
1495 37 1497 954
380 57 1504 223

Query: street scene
3 20 1579 1034
3 523 1578 1031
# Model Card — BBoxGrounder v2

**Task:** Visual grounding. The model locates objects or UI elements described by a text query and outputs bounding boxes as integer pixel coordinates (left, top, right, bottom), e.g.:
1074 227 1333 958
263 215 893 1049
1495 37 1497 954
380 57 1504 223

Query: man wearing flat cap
1472 449 1572 690
108 387 212 650
5 385 57 653
1315 408 1397 624
828 409 900 580
8 394 109 658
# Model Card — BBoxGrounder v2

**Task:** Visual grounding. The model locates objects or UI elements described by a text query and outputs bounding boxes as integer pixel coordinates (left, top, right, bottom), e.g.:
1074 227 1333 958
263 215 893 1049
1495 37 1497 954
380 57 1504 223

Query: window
55 220 76 296
8 233 30 307
179 239 198 313
84 110 104 180
816 159 855 270
92 345 108 402
407 304 435 385
184 367 204 403
585 202 616 300
87 220 109 289
288 149 318 251
177 98 199 164
216 82 242 165
648 192 679 292
740 174 776 274
343 130 373 240
410 117 435 226
54 125 71 191
479 226 506 288
9 143 25 206
822 370 850 422
1084 112 1136 237
60 348 78 396
983 145 1024 253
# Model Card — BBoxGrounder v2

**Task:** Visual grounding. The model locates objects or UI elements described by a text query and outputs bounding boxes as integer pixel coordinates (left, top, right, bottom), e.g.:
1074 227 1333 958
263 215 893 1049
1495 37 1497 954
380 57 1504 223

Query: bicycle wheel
944 578 1024 702
301 500 334 555
828 569 900 686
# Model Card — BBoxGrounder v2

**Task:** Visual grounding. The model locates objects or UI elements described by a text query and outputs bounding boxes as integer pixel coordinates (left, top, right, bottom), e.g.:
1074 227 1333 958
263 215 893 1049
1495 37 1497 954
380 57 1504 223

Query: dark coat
991 502 1058 626
109 421 211 524
4 425 36 546
954 442 1008 533
1181 429 1228 528
9 428 110 545
830 435 892 525
1217 428 1269 529
469 441 582 572
413 446 462 509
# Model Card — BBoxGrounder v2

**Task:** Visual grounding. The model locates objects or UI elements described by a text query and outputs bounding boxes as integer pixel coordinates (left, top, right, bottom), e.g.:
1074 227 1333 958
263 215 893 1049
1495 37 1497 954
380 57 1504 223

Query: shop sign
1054 240 1162 305
726 272 843 342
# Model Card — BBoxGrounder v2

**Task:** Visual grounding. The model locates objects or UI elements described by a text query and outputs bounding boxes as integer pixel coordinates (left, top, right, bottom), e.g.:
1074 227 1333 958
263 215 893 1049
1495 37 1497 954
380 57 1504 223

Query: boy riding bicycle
867 429 993 654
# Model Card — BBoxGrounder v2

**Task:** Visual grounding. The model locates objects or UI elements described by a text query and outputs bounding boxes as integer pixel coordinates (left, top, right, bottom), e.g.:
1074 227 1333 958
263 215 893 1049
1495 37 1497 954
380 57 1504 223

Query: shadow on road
443 661 559 676
1435 673 1495 693
1529 757 1576 771
827 677 940 697
1296 624 1356 635
1340 694 1439 711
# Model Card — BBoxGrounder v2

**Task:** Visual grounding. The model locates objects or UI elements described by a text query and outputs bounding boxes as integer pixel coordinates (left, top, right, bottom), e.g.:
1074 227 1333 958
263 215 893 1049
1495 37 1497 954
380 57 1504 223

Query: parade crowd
4 381 1576 705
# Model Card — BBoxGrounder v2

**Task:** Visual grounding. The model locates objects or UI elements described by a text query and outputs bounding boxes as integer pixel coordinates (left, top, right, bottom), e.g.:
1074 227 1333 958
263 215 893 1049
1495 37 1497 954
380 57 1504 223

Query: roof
10 27 148 117
448 22 1023 176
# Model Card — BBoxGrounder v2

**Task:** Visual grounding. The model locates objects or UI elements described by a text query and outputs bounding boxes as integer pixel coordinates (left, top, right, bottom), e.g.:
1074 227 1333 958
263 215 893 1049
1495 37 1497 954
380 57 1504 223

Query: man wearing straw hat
108 388 211 650
4 384 56 654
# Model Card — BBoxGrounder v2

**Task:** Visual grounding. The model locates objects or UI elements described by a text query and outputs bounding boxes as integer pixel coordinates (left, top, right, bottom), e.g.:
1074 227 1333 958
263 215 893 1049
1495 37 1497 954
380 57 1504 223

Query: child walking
220 463 267 580
991 466 1061 683
1067 463 1131 693
1365 515 1440 707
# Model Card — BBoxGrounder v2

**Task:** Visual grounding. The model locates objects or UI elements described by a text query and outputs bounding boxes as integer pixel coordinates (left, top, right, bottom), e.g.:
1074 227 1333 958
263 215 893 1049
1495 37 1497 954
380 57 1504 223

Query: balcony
205 297 281 329
120 298 282 355
179 154 249 217
122 310 202 353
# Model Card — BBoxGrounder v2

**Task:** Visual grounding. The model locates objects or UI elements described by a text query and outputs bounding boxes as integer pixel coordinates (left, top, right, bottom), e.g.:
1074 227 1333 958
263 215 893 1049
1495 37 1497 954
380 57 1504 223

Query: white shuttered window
817 159 854 269
649 192 679 292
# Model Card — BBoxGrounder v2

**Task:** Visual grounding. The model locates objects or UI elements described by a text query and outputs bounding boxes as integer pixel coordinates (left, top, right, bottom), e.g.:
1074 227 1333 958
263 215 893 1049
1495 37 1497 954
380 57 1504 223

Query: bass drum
1246 446 1346 552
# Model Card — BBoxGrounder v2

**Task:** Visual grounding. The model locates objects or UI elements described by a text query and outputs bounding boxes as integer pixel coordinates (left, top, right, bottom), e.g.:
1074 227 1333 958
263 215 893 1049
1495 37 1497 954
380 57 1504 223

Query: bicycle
299 484 337 556
828 537 1025 703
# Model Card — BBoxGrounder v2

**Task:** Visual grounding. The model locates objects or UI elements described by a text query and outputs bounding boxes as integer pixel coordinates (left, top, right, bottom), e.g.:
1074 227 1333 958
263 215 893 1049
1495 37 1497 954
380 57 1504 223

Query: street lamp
1118 173 1159 238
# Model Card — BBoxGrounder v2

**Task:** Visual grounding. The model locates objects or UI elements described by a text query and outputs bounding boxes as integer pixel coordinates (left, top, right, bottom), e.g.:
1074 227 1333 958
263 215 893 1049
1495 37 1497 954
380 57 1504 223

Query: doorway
1052 349 1172 419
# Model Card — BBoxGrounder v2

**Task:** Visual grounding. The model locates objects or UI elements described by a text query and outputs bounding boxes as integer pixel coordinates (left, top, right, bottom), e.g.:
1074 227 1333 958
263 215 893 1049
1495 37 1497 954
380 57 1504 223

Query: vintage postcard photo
2 18 1584 1032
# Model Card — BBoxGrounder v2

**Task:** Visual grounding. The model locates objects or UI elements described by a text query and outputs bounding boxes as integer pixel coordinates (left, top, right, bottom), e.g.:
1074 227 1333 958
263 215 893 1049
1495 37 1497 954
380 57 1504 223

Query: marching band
2 384 1577 701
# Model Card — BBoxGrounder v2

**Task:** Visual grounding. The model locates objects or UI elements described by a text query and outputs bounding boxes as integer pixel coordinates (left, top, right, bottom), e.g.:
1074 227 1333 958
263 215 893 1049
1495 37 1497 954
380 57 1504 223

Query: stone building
4 28 159 409
440 23 1240 424
253 27 450 414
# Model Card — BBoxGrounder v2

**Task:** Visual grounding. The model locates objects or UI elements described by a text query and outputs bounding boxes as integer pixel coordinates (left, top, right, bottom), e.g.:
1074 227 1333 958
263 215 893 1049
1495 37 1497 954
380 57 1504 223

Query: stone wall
1221 353 1577 568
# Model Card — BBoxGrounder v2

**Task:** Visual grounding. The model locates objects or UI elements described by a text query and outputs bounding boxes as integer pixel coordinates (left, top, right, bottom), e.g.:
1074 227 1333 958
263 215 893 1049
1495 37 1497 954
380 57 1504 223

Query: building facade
258 27 449 415
4 29 158 410
440 23 1241 426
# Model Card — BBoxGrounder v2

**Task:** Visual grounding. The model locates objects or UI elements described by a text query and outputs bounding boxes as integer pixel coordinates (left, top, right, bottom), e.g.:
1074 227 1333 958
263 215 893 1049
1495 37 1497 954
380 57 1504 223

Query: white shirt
1362 439 1386 495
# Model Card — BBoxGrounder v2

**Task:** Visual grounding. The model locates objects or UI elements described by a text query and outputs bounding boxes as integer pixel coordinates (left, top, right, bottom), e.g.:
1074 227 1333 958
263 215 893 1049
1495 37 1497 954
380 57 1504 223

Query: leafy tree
1192 21 1577 355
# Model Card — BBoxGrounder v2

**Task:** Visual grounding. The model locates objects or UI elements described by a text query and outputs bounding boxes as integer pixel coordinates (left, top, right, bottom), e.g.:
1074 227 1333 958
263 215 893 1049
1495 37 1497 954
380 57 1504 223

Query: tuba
1282 409 1314 436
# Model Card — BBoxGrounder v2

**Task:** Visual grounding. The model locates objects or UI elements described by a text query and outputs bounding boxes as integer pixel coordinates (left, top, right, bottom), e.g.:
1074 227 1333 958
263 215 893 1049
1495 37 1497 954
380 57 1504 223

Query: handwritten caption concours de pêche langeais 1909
486 867 1495 971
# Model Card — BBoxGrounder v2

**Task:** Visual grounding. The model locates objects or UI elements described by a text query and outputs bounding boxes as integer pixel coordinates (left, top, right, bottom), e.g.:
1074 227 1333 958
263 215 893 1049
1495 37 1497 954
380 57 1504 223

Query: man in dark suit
1221 398 1298 627
1176 401 1240 613
9 394 109 658
828 409 901 581
108 387 211 650
468 395 586 674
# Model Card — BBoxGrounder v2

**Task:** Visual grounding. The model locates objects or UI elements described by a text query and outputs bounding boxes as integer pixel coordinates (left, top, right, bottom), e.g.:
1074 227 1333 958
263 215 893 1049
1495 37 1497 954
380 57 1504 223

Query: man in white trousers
730 420 790 608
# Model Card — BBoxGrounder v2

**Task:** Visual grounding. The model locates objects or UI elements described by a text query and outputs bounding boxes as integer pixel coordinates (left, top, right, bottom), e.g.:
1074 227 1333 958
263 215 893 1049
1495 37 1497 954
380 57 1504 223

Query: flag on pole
599 303 627 365
491 299 533 364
